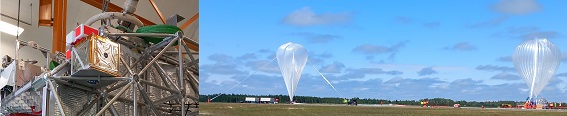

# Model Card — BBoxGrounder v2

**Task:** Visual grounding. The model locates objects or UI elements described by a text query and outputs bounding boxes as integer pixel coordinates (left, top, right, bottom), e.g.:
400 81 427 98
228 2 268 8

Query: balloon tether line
210 57 277 101
308 60 344 99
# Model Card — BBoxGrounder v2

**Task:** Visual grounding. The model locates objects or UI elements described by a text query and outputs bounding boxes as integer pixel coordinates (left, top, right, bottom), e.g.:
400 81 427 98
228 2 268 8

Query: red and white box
66 30 76 45
72 24 98 45
66 49 72 60
66 24 98 59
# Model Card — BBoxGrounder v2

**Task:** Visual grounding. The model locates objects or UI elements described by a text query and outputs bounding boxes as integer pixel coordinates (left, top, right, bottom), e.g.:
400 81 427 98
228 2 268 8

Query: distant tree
200 94 538 108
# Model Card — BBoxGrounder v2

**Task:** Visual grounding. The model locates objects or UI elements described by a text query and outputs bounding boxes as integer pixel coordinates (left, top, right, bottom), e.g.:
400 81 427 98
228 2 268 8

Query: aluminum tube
108 98 120 116
106 81 130 93
53 79 94 92
185 72 199 97
95 80 133 116
47 61 69 76
120 57 135 75
14 40 19 92
153 63 181 92
151 66 173 89
54 76 130 81
17 40 51 53
85 12 144 27
135 82 160 115
180 38 199 69
186 70 199 85
133 81 137 116
153 95 179 105
41 87 49 116
106 94 181 115
137 37 178 76
77 95 101 116
154 51 192 54
47 80 67 116
183 37 199 48
178 36 185 116
139 79 180 94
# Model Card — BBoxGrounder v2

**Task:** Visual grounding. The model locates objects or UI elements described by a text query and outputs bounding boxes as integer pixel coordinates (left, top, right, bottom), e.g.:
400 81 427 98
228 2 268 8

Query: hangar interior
0 0 199 115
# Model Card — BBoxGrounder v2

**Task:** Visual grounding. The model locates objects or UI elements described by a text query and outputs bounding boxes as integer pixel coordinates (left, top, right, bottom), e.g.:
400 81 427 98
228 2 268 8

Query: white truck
245 97 259 103
259 98 275 104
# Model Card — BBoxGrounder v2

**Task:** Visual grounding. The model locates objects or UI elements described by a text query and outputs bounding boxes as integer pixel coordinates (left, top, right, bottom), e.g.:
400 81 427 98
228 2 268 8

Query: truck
260 98 275 104
245 97 259 103
243 97 277 104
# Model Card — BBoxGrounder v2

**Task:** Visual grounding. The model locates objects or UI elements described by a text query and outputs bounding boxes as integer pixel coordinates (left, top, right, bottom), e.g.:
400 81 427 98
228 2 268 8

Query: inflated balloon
276 42 308 102
512 38 561 100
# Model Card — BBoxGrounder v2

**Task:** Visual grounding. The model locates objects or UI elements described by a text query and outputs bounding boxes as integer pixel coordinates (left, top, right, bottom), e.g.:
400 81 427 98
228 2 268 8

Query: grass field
200 103 567 116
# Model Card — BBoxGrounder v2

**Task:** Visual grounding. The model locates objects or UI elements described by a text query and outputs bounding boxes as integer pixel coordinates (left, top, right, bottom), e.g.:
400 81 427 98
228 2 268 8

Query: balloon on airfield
512 38 561 100
276 42 308 102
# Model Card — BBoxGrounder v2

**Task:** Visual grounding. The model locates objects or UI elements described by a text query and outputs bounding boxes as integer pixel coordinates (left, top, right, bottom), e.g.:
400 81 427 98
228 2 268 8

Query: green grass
200 103 567 116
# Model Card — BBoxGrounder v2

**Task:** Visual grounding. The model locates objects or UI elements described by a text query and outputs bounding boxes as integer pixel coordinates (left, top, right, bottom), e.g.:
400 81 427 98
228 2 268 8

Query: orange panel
180 13 199 51
38 0 52 26
180 13 199 30
62 0 67 52
52 0 67 53
52 0 61 53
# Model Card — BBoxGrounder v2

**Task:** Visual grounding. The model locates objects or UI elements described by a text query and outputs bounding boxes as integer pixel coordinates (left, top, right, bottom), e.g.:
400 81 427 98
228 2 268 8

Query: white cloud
429 83 450 89
245 60 280 74
491 26 560 40
283 7 352 26
519 88 529 93
418 67 438 76
320 61 346 73
468 16 508 28
289 32 342 43
492 0 541 15
556 82 567 93
352 41 409 61
491 72 521 80
206 74 238 85
444 42 478 51
461 87 483 94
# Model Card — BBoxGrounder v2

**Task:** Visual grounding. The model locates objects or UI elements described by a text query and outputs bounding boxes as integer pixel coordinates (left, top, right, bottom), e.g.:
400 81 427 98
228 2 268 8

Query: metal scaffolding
1 31 199 115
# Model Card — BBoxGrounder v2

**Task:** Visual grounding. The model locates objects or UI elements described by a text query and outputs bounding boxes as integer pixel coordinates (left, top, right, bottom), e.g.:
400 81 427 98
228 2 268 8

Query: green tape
135 24 182 45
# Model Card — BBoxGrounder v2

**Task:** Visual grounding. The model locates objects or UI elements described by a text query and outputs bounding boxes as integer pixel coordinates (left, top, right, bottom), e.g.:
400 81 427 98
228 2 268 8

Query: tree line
199 94 567 108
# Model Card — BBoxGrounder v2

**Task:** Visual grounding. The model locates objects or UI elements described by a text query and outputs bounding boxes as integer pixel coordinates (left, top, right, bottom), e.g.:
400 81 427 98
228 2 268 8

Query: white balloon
276 42 308 102
512 38 561 99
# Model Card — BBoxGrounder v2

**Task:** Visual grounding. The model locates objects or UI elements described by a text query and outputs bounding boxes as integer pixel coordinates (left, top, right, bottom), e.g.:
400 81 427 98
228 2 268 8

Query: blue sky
200 0 567 102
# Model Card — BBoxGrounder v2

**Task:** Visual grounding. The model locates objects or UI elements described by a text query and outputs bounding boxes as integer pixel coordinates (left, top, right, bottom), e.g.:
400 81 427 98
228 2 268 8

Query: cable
308 60 343 99
210 57 277 101
17 0 20 39
30 3 32 25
